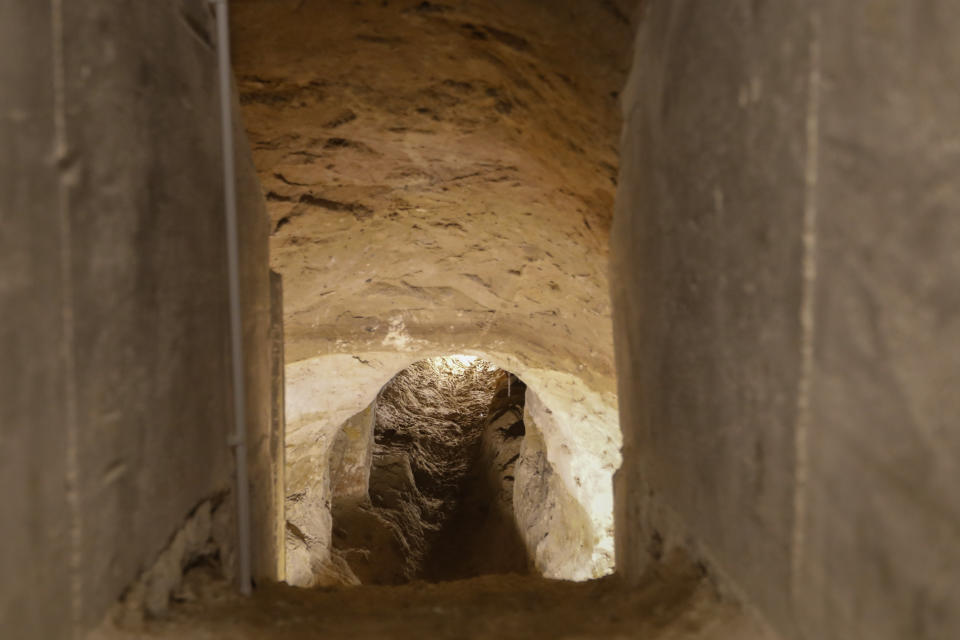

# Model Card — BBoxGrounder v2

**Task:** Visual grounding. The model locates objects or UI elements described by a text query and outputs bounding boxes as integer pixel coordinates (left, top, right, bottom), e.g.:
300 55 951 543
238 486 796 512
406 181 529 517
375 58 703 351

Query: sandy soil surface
94 556 779 640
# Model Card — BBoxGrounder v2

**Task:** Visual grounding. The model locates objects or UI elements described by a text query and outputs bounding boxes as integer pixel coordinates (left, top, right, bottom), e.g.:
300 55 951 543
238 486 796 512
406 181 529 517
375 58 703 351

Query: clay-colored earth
233 0 637 586
232 0 630 379
95 556 778 640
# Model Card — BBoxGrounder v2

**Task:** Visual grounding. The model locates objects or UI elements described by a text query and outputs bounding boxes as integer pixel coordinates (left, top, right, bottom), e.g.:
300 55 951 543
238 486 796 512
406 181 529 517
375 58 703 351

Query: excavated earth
233 0 628 374
232 0 636 585
95 555 779 640
329 358 527 584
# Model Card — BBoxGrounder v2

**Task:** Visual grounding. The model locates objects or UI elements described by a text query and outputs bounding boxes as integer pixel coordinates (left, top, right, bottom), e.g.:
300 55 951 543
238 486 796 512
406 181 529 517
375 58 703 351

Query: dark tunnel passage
329 357 530 584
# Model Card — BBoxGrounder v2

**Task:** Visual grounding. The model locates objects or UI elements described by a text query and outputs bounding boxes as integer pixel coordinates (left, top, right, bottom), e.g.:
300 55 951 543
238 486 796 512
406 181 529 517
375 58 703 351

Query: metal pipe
211 0 253 596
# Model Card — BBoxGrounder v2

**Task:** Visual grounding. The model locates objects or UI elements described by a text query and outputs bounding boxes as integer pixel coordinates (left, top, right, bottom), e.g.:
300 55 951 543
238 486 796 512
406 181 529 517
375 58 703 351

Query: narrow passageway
326 357 529 585
92 0 771 636
245 0 628 597
7 0 954 638
106 0 725 634
419 368 529 581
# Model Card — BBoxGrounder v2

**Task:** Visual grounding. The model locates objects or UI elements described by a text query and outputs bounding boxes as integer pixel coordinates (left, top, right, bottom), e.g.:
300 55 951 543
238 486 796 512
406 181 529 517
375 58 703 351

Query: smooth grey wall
1 2 71 638
0 1 275 637
612 2 960 639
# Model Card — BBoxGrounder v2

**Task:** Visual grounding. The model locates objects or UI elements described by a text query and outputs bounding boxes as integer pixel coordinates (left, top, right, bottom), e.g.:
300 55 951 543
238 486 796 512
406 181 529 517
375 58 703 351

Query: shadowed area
94 554 778 640
327 358 530 584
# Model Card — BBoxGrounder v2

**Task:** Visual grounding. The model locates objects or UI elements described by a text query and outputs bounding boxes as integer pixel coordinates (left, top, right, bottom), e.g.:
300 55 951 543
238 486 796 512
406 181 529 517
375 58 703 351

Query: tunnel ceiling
233 0 632 391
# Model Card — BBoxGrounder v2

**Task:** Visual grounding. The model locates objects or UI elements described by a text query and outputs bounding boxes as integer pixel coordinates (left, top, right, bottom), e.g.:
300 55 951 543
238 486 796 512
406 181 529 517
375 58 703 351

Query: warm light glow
429 354 497 375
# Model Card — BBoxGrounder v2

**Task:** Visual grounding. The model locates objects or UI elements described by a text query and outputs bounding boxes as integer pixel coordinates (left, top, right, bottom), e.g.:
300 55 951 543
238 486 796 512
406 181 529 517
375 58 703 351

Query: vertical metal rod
211 0 252 596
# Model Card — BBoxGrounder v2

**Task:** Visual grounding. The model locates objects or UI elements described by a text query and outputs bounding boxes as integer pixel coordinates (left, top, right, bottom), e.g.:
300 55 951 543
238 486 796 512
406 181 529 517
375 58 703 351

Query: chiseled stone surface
429 371 530 580
231 0 633 586
517 389 614 580
332 358 503 584
231 0 628 387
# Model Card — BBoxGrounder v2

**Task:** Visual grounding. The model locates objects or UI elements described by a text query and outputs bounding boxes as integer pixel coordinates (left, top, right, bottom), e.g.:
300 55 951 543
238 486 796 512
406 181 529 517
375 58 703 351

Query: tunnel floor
95 556 776 639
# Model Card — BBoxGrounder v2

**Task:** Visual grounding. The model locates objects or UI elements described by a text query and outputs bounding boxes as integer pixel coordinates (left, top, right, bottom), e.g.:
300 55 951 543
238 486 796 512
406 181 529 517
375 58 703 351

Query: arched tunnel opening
284 355 616 589
327 356 530 585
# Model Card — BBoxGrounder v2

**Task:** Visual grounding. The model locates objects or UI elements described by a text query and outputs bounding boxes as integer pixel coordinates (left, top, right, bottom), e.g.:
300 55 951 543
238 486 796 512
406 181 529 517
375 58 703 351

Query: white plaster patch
382 316 414 350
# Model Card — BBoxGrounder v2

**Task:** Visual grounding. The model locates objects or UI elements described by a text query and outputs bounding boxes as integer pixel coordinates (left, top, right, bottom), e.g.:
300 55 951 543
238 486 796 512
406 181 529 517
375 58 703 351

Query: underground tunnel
245 0 625 593
286 354 613 589
4 0 958 639
322 356 530 586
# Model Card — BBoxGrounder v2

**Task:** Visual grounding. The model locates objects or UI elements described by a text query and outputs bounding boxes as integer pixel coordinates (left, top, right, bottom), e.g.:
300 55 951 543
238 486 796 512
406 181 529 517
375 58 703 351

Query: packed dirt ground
94 554 778 640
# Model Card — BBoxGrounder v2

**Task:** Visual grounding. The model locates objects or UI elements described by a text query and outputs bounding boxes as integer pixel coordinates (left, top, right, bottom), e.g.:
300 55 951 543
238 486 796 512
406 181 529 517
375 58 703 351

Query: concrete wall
0 1 275 637
612 2 960 639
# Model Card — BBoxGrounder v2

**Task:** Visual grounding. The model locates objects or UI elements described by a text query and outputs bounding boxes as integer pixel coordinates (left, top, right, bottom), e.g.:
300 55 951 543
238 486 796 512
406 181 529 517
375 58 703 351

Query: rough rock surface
283 351 620 582
328 404 376 505
231 0 631 586
423 372 529 580
232 0 627 376
284 403 375 588
331 357 514 583
516 389 613 580
99 494 236 628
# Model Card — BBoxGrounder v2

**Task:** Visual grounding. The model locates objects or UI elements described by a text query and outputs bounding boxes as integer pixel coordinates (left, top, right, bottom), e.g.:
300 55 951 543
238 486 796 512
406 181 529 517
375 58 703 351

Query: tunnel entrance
328 356 529 584
282 351 618 588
